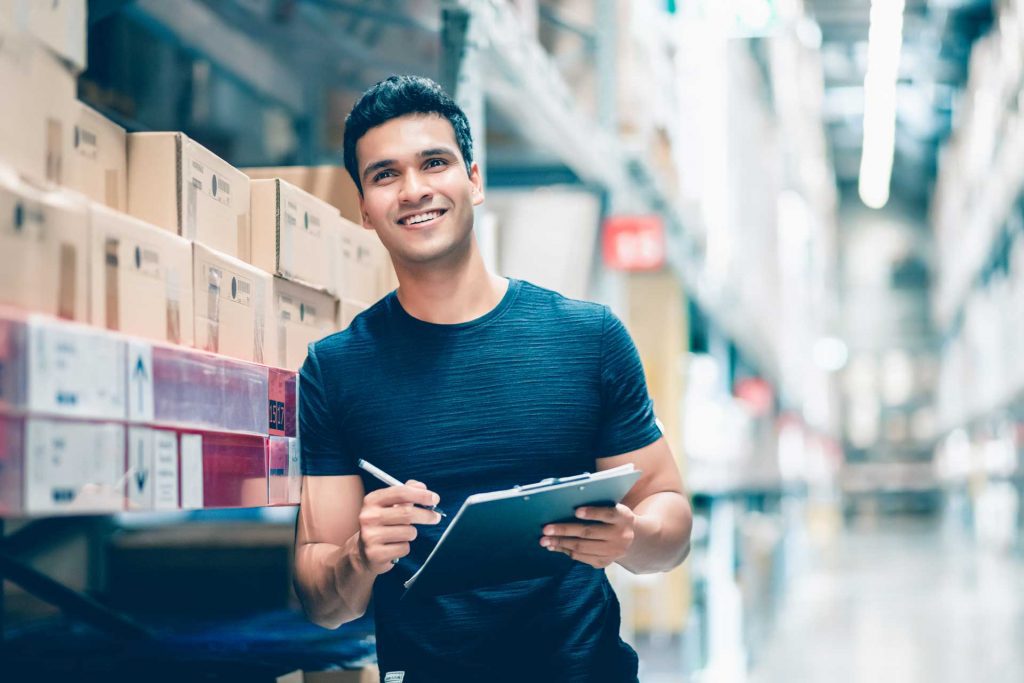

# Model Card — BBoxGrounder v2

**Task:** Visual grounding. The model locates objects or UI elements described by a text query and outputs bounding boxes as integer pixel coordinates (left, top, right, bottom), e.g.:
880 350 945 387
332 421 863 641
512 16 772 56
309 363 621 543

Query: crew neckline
387 278 521 332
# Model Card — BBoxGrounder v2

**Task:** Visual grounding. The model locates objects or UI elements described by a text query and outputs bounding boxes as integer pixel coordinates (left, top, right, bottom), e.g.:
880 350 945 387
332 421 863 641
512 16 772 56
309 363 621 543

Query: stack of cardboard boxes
0 1 396 516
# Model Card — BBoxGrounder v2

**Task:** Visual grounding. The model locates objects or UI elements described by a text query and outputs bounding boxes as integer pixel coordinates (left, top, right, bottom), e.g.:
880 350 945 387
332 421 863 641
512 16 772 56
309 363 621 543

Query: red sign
602 215 666 271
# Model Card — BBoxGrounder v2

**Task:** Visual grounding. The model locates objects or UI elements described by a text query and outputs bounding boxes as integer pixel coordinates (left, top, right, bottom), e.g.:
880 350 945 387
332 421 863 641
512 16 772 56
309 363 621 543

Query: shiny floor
639 510 1024 682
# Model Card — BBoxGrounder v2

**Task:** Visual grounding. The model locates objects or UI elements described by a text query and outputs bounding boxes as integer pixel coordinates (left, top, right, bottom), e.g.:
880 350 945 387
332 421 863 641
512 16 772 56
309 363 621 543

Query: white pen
357 458 447 518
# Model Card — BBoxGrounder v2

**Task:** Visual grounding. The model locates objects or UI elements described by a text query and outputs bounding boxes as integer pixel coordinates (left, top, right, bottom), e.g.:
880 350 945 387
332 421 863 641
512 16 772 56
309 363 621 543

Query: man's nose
398 171 432 203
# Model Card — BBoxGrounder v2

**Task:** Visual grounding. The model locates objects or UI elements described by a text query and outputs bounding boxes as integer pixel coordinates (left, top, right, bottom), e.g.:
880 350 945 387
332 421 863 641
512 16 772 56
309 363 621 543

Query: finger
549 546 612 569
575 505 622 523
541 536 607 555
377 504 442 526
542 522 609 540
365 542 411 569
369 484 439 508
367 524 419 544
406 479 427 489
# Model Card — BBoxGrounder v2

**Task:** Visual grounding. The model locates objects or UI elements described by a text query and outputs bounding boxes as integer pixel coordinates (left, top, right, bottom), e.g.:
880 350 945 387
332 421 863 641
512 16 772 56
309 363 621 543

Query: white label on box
126 340 154 422
27 317 127 420
127 427 153 510
25 420 124 514
188 159 231 208
153 429 179 510
180 433 203 509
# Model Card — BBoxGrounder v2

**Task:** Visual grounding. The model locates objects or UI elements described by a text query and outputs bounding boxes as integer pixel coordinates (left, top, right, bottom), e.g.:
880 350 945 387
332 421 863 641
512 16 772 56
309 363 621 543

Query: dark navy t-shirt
299 279 662 682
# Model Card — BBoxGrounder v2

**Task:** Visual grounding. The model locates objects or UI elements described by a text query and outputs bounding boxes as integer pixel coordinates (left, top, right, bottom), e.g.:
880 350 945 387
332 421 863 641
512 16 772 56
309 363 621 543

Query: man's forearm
294 532 376 628
619 491 693 574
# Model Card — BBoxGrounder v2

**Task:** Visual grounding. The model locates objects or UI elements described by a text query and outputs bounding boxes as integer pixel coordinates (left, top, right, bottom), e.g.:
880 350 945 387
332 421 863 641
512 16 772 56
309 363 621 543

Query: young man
293 75 692 682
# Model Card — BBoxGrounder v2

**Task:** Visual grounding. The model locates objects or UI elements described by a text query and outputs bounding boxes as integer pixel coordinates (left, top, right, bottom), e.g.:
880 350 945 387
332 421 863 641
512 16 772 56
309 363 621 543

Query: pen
357 459 447 518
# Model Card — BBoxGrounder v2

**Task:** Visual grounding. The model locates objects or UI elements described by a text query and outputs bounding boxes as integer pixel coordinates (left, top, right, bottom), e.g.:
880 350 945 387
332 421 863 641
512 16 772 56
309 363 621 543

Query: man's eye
373 170 396 182
425 159 448 169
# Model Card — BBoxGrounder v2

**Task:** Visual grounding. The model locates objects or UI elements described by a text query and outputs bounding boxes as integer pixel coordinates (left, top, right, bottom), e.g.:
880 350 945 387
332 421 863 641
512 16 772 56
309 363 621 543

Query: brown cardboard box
0 15 77 187
0 0 86 72
339 298 369 330
0 169 88 320
89 203 194 346
192 243 274 364
335 219 390 304
251 178 342 294
128 132 252 261
273 276 339 371
277 667 379 683
243 165 362 225
65 102 127 211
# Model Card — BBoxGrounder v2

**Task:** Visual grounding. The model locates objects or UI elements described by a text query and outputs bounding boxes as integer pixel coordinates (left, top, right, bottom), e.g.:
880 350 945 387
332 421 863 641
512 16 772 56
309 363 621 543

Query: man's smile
397 208 448 227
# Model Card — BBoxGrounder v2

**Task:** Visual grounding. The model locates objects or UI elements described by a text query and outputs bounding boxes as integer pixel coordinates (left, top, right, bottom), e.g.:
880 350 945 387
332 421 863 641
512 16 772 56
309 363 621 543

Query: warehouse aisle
748 513 1024 683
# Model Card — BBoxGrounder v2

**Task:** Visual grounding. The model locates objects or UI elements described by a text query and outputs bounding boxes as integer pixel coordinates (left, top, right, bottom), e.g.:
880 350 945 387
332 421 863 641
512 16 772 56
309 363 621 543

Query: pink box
268 368 297 437
0 313 27 413
151 345 269 434
179 430 267 509
0 414 24 515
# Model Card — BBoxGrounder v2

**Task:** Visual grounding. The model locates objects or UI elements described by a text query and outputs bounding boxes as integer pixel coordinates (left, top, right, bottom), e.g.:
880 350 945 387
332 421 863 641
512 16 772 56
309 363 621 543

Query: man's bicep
296 475 365 548
596 437 684 510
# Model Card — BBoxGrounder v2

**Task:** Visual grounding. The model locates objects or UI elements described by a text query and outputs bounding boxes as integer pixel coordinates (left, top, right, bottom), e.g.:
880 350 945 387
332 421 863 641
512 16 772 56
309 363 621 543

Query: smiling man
293 75 692 683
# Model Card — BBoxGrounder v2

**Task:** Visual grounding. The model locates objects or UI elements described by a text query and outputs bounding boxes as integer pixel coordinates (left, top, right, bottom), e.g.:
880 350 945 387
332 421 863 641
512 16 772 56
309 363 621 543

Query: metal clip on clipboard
514 472 593 493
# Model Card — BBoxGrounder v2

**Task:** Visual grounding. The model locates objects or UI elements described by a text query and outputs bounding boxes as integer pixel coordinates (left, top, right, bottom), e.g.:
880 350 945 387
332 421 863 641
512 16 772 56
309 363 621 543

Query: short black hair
343 75 474 195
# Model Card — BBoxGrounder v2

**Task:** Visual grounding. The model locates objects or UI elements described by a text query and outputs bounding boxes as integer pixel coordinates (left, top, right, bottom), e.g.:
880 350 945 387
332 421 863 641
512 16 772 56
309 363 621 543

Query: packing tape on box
57 242 76 320
104 237 119 330
205 263 221 354
186 174 198 240
252 274 266 364
166 268 182 345
106 169 119 209
46 117 62 184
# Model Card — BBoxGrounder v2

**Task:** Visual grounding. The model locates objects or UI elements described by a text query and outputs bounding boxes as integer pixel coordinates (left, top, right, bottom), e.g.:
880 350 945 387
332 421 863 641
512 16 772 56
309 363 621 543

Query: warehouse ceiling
805 0 993 210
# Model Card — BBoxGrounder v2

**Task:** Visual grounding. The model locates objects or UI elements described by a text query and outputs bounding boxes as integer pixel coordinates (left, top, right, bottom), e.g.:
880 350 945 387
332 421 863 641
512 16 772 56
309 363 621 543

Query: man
293 75 692 682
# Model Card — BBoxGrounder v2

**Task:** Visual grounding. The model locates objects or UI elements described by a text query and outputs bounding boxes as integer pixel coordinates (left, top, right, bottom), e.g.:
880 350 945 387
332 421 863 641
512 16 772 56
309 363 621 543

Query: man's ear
469 162 485 206
358 194 369 228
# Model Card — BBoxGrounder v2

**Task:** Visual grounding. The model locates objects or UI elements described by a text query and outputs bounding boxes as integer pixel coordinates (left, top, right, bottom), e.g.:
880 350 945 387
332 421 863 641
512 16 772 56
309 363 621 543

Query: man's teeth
404 210 442 225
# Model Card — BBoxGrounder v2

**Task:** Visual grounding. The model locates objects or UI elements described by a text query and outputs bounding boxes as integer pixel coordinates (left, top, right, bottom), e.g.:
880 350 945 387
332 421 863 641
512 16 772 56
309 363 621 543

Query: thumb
405 479 427 489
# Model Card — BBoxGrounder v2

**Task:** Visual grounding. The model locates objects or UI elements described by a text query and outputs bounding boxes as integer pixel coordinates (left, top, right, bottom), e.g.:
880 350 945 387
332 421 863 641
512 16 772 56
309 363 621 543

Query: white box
0 170 89 320
0 0 86 72
66 102 128 211
340 298 368 330
127 426 179 511
89 202 194 346
251 178 342 293
128 132 252 261
27 315 127 420
25 419 124 515
335 219 389 303
193 243 274 364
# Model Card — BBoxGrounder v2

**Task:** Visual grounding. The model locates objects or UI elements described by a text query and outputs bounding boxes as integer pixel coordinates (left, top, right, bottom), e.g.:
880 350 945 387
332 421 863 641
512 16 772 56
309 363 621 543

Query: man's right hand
356 480 442 575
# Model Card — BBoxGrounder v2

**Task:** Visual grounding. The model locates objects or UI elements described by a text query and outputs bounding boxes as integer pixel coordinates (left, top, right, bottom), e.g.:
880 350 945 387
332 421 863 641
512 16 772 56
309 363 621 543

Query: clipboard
403 464 642 597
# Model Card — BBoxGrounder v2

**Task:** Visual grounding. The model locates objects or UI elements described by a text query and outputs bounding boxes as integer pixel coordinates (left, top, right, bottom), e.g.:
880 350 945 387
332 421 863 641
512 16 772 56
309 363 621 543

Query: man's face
356 113 483 267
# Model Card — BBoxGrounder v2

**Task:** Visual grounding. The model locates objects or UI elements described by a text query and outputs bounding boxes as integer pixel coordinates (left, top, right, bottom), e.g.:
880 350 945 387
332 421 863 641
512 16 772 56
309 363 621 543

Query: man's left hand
540 504 636 569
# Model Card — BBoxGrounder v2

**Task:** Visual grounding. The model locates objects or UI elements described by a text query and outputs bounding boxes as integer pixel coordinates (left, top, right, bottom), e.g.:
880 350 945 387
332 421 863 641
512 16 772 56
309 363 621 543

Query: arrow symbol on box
135 469 148 492
133 355 148 412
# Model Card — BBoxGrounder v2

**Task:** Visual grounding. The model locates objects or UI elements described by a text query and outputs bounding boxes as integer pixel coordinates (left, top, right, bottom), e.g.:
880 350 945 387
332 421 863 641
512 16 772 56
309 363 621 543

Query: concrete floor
639 512 1024 682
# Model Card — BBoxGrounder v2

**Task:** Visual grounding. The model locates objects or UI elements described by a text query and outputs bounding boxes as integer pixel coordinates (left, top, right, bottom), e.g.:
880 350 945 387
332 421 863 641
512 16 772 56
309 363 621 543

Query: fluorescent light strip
858 0 905 209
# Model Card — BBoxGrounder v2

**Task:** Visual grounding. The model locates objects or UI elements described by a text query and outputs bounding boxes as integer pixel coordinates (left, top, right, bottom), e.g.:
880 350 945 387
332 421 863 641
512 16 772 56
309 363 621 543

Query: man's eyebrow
419 147 457 158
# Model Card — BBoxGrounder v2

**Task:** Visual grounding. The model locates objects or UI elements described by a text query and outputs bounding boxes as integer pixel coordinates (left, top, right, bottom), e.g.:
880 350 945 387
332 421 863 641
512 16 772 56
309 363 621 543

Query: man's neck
393 237 508 325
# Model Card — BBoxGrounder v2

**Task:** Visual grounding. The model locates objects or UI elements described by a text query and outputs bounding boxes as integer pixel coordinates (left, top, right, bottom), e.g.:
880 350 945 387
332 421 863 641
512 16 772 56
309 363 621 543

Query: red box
268 368 297 437
179 430 267 509
267 436 300 506
0 414 24 515
0 313 27 413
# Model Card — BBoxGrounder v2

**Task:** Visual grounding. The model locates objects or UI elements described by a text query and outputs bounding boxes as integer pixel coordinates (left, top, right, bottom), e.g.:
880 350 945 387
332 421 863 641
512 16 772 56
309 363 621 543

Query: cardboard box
0 308 29 412
65 102 128 210
335 219 389 304
179 430 268 509
243 165 362 225
24 419 125 515
0 17 76 186
128 132 252 260
340 298 368 330
89 203 194 346
251 178 343 293
267 436 300 505
193 243 274 364
26 314 127 421
0 0 86 72
128 341 270 434
277 668 379 683
126 426 179 511
273 277 338 371
0 170 89 321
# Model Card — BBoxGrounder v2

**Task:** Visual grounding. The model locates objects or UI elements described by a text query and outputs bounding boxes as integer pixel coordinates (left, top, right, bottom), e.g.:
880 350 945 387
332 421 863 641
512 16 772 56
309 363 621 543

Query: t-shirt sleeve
593 307 663 458
299 342 358 476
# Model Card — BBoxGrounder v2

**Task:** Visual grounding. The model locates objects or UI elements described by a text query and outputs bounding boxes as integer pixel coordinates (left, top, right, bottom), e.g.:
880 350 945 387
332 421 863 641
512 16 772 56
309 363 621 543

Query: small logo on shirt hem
384 672 405 683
